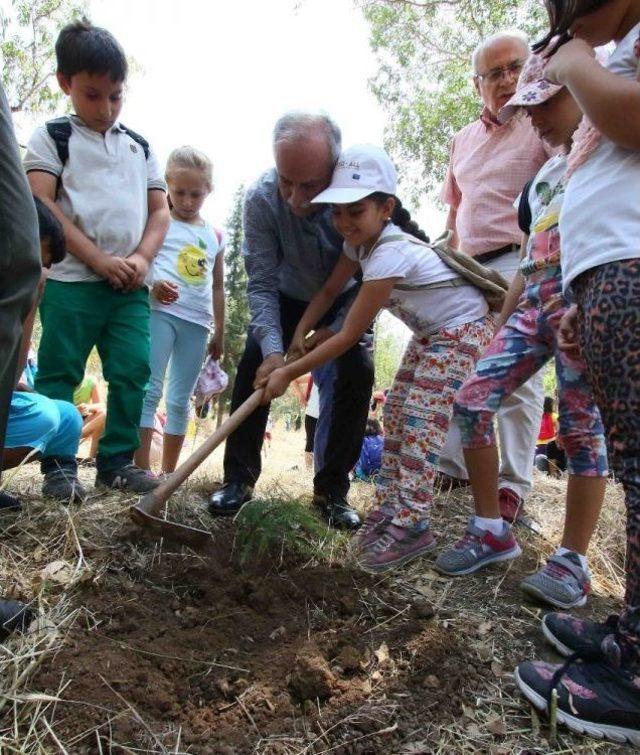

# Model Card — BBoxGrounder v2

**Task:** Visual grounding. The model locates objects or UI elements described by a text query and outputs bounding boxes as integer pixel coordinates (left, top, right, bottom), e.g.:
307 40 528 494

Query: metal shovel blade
130 494 211 545
129 390 264 543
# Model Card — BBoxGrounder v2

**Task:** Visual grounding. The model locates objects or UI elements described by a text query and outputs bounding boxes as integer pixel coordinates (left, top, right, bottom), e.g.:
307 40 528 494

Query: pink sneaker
499 487 523 523
359 523 437 573
353 509 393 550
435 518 521 576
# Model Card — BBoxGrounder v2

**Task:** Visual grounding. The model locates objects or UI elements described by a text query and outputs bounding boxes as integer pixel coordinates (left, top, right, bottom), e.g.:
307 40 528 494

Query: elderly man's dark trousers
223 292 374 498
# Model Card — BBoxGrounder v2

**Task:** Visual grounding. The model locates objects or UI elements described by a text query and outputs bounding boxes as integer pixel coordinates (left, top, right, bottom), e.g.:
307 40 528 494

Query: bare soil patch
0 427 630 753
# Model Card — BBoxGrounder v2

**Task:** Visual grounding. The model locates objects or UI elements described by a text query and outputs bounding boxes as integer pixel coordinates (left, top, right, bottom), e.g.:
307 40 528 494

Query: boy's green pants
35 280 150 471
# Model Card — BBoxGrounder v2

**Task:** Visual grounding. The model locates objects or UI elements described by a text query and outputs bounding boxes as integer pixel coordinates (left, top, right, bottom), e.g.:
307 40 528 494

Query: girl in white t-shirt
513 1 640 744
135 146 225 473
259 144 494 573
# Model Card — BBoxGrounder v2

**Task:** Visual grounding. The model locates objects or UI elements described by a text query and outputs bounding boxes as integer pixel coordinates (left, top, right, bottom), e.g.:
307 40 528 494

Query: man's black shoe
208 481 254 516
313 493 361 530
0 598 35 639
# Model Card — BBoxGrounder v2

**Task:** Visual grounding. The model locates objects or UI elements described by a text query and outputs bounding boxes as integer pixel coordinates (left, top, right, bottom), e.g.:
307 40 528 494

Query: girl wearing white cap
258 143 494 572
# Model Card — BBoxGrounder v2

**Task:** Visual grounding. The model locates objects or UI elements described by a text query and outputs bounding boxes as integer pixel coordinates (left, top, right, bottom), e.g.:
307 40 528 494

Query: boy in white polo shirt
25 19 170 493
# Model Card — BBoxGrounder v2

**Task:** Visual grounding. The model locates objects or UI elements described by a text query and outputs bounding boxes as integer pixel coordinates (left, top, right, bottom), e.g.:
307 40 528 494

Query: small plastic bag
195 357 229 404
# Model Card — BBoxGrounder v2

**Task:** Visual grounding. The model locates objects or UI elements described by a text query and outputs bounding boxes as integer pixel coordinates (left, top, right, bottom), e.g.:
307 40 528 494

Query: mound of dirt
3 454 628 754
32 537 403 752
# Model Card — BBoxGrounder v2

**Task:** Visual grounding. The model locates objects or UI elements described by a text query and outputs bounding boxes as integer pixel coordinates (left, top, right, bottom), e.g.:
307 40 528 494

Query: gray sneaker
435 518 521 576
42 468 86 504
520 552 590 609
96 463 159 494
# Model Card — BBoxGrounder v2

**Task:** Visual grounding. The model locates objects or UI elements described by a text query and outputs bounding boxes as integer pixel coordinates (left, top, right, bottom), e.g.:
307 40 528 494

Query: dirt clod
422 674 440 689
334 645 363 673
288 644 336 702
412 600 435 619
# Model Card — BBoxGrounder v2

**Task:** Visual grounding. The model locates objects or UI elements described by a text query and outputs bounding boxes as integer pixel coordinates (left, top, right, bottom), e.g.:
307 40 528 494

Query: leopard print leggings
575 259 640 654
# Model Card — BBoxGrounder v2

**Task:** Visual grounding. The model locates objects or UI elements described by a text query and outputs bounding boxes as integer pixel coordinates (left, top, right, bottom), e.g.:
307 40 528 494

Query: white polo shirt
24 115 166 283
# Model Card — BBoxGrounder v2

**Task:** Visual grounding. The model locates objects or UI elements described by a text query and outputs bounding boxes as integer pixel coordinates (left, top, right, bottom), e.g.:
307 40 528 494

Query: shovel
130 389 264 544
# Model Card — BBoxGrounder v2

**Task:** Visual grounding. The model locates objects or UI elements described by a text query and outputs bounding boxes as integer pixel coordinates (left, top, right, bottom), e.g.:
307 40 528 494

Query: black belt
474 244 519 265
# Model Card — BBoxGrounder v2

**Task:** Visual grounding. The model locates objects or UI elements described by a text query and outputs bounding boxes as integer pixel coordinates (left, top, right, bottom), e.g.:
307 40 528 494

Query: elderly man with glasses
438 31 554 521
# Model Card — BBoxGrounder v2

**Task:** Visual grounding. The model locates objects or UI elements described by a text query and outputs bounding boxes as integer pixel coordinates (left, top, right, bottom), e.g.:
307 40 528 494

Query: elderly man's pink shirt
441 109 551 256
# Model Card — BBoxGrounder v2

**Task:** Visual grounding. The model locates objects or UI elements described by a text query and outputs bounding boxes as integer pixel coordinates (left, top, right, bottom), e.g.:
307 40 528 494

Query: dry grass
0 424 630 753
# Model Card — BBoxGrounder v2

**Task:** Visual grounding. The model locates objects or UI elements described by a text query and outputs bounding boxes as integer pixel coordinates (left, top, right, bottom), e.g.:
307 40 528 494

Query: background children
304 378 319 470
513 1 640 743
25 20 169 494
135 146 224 473
535 395 567 475
259 144 494 573
434 49 608 616
73 374 105 462
354 418 384 481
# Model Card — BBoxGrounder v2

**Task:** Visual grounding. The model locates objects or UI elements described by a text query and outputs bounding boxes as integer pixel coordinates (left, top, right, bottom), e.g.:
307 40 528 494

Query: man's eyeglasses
475 60 525 84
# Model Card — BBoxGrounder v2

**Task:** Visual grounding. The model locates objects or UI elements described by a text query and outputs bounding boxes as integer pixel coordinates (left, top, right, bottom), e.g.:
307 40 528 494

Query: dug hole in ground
0 422 629 754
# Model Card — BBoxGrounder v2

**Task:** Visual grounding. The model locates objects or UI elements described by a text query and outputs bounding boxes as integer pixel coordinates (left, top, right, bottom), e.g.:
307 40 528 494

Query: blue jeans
140 310 209 435
6 392 82 459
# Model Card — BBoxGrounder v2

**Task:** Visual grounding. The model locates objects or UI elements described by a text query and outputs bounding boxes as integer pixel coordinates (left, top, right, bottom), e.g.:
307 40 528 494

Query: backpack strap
369 232 467 291
518 178 535 235
45 117 150 163
369 230 509 310
119 123 150 159
45 116 72 165
120 123 151 160
394 278 468 292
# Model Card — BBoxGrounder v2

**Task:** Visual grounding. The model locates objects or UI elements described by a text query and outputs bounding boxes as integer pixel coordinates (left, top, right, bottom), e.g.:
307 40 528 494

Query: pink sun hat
499 42 609 124
498 48 563 124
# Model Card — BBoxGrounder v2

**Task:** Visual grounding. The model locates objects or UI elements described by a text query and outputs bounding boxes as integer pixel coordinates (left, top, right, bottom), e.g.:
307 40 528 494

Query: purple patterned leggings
454 266 608 478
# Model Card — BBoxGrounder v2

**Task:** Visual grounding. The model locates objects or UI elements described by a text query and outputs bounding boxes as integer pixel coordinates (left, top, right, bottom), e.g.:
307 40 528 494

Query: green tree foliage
543 360 557 398
219 185 250 419
373 314 405 390
1 0 85 115
360 0 546 200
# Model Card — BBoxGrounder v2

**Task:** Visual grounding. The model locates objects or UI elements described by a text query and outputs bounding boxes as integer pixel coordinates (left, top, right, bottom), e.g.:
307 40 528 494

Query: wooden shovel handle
136 389 264 517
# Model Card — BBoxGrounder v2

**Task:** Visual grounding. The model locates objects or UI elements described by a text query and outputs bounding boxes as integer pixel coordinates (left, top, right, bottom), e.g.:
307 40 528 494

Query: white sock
555 546 588 571
473 515 504 536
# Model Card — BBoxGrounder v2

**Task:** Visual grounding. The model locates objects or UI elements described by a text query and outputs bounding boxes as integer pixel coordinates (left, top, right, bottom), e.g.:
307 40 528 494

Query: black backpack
45 116 150 165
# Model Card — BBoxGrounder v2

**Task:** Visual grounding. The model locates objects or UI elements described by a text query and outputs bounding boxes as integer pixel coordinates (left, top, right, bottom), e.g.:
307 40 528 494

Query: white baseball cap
311 144 397 205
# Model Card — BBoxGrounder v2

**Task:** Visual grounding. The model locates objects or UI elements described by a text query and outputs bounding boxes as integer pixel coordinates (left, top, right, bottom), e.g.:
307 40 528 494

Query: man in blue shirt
208 112 374 529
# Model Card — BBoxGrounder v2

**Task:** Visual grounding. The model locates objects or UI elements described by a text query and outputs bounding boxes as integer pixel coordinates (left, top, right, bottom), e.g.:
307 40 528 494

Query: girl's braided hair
369 192 429 243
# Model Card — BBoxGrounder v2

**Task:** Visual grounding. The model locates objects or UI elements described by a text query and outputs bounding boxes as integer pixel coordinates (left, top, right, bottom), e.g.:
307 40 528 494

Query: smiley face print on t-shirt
177 237 208 285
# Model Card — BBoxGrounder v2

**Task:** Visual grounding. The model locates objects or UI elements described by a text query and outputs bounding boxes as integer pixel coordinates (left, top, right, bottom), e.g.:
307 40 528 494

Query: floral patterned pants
376 316 494 528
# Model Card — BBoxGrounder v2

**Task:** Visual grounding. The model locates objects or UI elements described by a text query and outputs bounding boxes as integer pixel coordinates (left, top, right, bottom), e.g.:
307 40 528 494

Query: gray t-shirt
24 115 166 283
243 169 355 357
